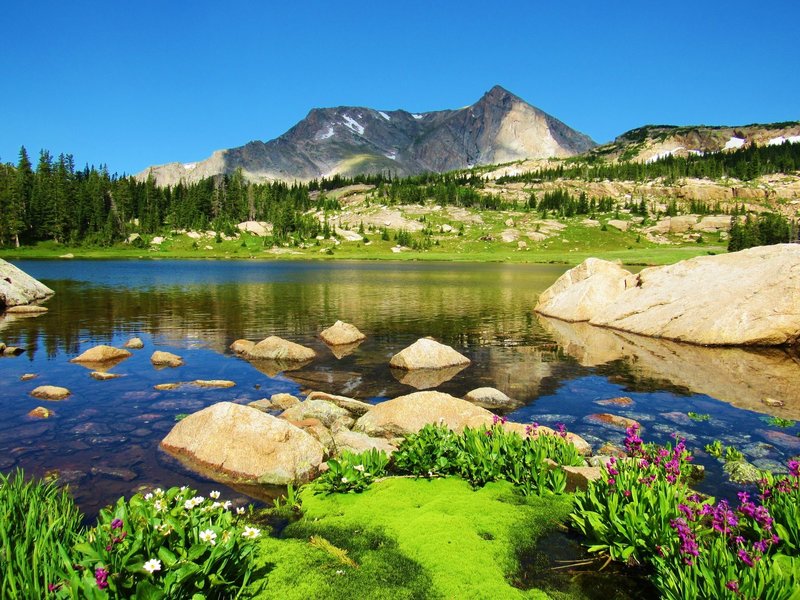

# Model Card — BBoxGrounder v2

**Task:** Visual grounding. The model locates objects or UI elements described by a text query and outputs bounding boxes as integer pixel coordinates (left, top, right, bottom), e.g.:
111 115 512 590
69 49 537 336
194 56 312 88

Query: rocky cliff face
139 86 596 185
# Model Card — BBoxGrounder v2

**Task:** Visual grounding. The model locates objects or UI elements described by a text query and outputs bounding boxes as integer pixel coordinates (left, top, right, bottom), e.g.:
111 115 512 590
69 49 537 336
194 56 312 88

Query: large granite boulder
305 391 373 416
320 320 366 346
160 402 324 485
333 429 398 456
535 258 633 323
0 259 54 308
463 387 518 410
389 338 471 370
536 245 800 346
353 391 494 438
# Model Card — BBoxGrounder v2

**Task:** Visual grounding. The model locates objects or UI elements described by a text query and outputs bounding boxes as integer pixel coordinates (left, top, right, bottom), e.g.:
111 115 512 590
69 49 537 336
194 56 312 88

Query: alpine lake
1 258 799 521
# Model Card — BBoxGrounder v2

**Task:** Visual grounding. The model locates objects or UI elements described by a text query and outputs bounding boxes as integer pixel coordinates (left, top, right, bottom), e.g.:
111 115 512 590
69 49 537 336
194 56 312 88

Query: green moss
248 477 574 599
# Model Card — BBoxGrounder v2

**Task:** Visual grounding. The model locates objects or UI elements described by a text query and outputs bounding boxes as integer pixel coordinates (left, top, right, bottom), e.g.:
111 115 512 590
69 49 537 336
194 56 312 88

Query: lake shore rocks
71 345 132 364
124 337 144 349
232 336 316 362
305 391 374 416
280 399 354 428
31 385 71 400
6 305 48 314
463 387 518 410
0 259 54 308
390 364 468 389
270 393 301 410
320 320 366 346
28 406 54 419
90 371 121 381
535 244 800 346
160 402 325 485
389 338 471 370
151 351 184 367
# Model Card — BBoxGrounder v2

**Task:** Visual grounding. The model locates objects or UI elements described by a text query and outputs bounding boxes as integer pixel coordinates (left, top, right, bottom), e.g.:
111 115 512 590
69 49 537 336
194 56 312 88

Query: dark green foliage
728 213 794 252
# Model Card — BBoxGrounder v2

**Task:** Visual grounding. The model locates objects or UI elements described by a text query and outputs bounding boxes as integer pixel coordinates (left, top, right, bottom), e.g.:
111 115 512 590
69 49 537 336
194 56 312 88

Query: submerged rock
90 371 121 381
3 346 24 356
160 402 324 485
390 364 468 389
30 385 71 400
28 406 54 419
6 305 48 314
536 245 800 346
0 259 54 308
389 338 471 370
585 413 640 430
192 379 236 388
244 336 316 362
724 460 762 484
20 373 37 381
320 320 366 346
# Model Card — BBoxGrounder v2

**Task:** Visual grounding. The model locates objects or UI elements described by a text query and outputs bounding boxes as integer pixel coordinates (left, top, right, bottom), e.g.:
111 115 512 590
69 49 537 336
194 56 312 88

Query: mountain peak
479 85 522 105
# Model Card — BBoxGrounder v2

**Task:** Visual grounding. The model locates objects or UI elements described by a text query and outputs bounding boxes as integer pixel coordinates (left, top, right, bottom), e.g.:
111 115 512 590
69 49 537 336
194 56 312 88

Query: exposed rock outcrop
160 402 325 485
279 399 354 428
233 336 316 362
151 351 184 367
463 387 519 410
30 385 71 400
0 259 54 308
536 245 800 346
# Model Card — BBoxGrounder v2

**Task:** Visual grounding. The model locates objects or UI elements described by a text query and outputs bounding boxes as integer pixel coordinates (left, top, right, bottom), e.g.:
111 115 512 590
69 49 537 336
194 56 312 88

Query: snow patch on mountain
342 115 365 135
768 135 800 146
378 111 391 121
724 137 746 150
318 126 335 140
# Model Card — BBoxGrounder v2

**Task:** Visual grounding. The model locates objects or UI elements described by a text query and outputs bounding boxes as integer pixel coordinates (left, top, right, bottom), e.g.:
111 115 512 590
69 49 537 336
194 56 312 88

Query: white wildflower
242 526 261 539
341 477 348 483
143 558 162 574
236 507 246 515
211 501 221 509
336 569 345 575
144 492 153 500
223 500 232 510
154 499 166 512
199 529 217 546
154 487 164 496
210 490 221 499
354 464 364 472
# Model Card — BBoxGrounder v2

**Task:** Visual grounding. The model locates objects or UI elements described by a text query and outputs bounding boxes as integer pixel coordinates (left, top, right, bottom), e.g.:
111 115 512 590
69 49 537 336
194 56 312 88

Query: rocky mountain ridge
139 86 597 186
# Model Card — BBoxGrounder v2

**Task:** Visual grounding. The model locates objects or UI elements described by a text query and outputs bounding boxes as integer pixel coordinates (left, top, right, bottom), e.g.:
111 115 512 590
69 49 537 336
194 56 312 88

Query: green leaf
135 579 165 600
157 546 178 568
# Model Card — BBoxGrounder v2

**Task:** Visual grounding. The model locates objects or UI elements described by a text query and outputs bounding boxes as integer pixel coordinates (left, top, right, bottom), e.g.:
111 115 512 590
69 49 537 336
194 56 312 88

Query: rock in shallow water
320 320 366 346
30 385 71 400
389 338 471 370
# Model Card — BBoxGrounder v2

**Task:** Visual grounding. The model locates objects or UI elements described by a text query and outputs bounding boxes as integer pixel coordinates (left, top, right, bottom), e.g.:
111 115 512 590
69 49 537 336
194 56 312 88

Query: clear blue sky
1 0 797 175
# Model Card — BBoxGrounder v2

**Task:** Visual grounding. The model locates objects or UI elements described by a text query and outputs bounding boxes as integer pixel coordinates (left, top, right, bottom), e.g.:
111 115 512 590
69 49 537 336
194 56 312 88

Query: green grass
0 217 726 267
247 477 575 599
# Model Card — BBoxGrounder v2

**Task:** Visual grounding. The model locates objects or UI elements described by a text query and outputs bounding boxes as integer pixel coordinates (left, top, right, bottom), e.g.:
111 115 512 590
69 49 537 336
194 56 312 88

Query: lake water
1 259 798 517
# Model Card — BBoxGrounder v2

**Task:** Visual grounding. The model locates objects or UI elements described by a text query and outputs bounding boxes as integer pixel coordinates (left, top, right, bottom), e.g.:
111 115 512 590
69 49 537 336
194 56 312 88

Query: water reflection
538 316 800 420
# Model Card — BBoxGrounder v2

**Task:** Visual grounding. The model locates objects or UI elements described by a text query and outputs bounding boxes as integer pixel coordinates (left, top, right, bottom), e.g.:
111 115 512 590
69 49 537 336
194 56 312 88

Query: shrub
0 470 84 598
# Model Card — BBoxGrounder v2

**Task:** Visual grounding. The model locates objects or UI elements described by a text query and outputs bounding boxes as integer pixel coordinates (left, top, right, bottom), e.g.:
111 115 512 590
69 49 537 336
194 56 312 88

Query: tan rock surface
270 393 301 410
90 372 121 381
6 305 48 314
280 400 353 428
390 365 468 389
305 391 373 416
28 406 54 419
0 259 54 308
151 351 184 367
320 320 366 346
31 385 71 400
71 345 132 364
333 429 398 456
534 258 633 322
389 338 471 370
464 387 518 410
353 391 495 438
124 337 144 349
160 402 324 485
230 339 255 354
246 336 316 361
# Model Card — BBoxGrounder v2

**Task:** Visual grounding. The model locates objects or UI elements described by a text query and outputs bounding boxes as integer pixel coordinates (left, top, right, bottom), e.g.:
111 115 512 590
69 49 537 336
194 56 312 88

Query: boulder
280 400 353 428
320 320 366 346
693 215 732 232
230 339 255 354
534 258 633 323
595 396 634 407
332 429 398 456
536 245 800 346
561 465 603 492
154 383 181 390
0 259 54 308
3 346 23 356
463 387 518 410
246 336 316 362
389 338 471 370
71 345 132 364
270 393 301 410
30 385 71 400
236 221 273 237
124 337 144 349
606 219 629 232
306 391 373 416
668 215 699 233
6 305 48 314
248 399 274 412
286 418 335 453
160 402 325 485
353 391 495 438
20 373 37 381
151 351 183 367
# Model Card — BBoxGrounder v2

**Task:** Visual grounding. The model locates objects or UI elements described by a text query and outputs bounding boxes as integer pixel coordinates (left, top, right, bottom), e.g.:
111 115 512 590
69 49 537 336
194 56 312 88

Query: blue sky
1 0 797 175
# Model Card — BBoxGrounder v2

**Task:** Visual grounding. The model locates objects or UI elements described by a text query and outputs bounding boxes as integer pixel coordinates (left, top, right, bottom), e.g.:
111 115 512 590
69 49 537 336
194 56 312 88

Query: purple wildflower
669 517 699 565
737 548 756 568
788 460 799 478
725 580 739 592
95 567 109 590
110 518 123 530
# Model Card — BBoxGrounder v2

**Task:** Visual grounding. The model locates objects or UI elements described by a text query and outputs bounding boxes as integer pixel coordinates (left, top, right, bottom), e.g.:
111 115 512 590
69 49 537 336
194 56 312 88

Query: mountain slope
139 86 596 185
